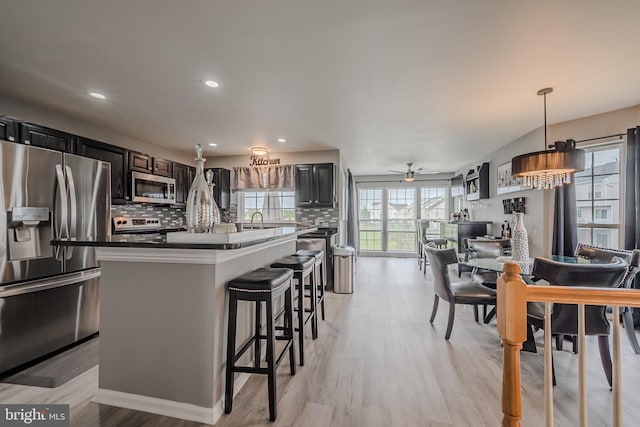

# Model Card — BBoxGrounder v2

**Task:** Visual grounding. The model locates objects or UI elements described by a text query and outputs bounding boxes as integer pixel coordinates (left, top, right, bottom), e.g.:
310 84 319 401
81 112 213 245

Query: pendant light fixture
511 88 585 190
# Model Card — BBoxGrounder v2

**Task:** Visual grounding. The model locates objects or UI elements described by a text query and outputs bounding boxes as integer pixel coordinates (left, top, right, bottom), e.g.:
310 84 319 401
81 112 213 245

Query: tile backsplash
111 204 232 227
226 204 339 228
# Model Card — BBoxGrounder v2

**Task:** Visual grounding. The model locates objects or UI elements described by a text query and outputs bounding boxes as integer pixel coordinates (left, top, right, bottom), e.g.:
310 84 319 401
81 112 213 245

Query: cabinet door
77 137 128 203
128 151 153 173
19 123 75 152
0 116 19 142
295 164 314 207
173 162 189 205
153 158 173 177
212 168 230 210
314 163 334 207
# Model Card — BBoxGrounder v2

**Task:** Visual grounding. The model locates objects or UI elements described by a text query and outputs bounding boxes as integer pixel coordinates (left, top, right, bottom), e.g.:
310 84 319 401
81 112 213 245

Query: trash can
333 245 355 294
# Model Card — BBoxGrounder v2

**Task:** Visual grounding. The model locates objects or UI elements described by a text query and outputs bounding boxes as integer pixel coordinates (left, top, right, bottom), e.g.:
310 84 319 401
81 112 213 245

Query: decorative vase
511 212 529 262
185 144 219 233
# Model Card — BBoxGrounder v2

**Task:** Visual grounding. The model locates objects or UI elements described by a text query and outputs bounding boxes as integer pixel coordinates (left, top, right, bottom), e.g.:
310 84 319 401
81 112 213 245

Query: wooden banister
497 262 528 427
497 261 640 426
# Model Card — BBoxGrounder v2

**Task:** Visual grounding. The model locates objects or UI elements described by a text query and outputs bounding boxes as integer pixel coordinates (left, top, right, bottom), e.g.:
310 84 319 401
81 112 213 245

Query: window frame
237 190 297 223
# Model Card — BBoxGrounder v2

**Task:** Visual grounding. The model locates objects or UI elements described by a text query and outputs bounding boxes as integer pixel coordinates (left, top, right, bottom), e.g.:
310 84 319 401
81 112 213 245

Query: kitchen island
53 226 315 425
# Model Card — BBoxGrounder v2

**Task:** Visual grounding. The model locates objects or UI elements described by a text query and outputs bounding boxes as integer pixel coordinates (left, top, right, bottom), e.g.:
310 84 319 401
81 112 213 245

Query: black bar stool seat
295 249 326 321
271 255 316 366
224 267 296 422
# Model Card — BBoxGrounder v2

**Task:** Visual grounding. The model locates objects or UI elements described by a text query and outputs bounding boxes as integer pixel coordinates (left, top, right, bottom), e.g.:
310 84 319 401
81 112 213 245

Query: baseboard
93 373 250 425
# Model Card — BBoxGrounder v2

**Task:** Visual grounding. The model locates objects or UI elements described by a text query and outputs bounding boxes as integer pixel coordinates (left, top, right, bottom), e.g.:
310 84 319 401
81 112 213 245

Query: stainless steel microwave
130 171 176 204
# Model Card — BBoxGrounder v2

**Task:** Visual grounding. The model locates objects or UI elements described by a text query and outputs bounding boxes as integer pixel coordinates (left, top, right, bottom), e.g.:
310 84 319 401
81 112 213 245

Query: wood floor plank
1 257 639 426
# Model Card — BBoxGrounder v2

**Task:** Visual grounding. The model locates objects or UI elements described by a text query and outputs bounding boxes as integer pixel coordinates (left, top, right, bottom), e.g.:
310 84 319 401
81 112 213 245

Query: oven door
130 171 176 204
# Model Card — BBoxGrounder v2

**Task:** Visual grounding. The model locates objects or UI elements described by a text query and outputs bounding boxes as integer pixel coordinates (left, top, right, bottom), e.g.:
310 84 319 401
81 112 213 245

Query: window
575 146 622 248
387 188 416 252
357 184 448 253
358 189 383 250
239 190 296 222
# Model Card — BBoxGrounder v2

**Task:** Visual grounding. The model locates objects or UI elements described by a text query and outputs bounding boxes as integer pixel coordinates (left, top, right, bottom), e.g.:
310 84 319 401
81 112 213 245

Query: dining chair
416 220 428 270
575 243 640 354
424 246 496 340
526 256 629 387
465 238 512 288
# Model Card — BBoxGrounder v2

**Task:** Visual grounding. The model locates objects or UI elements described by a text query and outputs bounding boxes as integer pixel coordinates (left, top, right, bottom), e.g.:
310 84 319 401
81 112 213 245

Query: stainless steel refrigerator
0 139 110 374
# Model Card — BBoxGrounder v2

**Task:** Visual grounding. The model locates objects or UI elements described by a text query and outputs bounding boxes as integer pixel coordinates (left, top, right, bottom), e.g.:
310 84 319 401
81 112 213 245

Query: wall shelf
465 162 489 201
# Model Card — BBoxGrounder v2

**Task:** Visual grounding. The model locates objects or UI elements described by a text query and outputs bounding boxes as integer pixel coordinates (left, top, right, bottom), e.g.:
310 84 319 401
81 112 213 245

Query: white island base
92 235 298 424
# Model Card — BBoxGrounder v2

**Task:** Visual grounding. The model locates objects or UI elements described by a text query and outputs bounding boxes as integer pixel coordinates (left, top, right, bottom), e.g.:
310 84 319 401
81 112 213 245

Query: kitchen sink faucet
250 211 264 229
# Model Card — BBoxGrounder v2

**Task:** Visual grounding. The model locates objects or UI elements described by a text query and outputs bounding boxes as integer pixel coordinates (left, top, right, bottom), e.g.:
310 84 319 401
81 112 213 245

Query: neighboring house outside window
238 190 296 222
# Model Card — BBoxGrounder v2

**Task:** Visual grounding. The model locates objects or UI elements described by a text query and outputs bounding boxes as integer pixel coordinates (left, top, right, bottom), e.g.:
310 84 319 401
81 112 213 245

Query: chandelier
511 88 585 190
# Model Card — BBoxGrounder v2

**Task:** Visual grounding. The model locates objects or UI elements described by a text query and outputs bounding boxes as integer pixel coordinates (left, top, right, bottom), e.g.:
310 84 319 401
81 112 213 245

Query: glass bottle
205 169 222 226
185 144 218 233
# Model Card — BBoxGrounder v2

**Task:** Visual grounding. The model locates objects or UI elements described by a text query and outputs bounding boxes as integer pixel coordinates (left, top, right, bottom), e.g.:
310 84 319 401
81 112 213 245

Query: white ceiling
1 1 639 175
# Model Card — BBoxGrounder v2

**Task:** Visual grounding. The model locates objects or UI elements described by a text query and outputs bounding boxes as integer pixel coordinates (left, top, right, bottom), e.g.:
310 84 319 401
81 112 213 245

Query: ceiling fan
388 162 424 182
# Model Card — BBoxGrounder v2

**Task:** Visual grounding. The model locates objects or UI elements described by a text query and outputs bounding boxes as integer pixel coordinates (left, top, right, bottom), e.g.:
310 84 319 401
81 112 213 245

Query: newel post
497 262 528 427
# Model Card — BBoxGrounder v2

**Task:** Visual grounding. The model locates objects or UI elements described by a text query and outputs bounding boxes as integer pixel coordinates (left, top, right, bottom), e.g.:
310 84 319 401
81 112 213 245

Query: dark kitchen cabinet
19 123 75 153
153 158 173 177
173 162 190 205
295 163 335 207
128 151 153 173
77 137 129 204
0 116 19 142
207 167 231 210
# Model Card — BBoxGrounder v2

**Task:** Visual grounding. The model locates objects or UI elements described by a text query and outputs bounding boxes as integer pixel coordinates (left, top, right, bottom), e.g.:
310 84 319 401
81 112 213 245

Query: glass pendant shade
186 144 219 233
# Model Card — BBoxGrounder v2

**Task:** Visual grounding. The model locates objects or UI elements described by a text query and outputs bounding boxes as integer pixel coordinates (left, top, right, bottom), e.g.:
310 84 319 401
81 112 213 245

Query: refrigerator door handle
54 164 69 260
65 165 77 260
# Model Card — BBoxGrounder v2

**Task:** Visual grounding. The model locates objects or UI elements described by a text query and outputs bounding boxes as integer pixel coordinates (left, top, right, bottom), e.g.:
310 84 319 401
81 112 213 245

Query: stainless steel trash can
333 245 355 294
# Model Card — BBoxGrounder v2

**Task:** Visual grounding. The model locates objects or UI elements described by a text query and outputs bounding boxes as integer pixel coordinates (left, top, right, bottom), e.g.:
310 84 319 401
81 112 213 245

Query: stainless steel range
112 216 161 234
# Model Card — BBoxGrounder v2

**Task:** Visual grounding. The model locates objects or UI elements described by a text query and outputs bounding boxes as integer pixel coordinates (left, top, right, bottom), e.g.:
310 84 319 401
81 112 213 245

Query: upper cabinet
153 158 173 177
0 116 19 142
77 137 129 204
295 163 335 207
128 151 153 173
208 167 231 210
465 162 489 200
19 123 75 152
173 163 190 205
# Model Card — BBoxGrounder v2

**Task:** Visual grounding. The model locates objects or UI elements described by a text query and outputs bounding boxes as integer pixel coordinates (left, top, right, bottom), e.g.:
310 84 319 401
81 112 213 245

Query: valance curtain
232 164 295 190
552 181 578 257
624 126 640 325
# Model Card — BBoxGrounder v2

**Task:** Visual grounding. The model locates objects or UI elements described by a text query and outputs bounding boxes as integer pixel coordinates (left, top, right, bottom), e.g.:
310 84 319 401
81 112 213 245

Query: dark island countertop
52 226 317 250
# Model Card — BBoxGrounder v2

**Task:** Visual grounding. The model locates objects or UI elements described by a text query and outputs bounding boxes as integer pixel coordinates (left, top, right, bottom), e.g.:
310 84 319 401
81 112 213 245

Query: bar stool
271 255 316 366
295 249 326 321
224 267 296 422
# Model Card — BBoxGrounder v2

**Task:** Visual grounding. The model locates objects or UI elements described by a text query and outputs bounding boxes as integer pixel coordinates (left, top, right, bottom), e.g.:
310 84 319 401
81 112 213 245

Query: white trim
96 235 299 264
93 388 216 425
93 373 251 425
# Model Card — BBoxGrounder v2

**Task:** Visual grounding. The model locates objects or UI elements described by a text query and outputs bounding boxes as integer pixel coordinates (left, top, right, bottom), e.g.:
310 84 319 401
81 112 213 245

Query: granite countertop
52 226 317 250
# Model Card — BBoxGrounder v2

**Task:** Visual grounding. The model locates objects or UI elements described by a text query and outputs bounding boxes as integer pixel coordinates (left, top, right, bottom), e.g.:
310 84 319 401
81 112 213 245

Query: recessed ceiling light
89 91 107 100
208 143 217 147
204 80 220 88
277 138 286 143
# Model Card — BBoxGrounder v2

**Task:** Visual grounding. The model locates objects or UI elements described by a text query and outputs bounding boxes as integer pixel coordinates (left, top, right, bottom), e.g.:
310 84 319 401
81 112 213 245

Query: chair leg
571 336 578 354
522 324 537 353
597 335 613 388
623 309 640 354
444 302 455 340
224 296 238 414
284 286 296 376
254 301 261 368
555 334 563 351
429 295 439 323
473 305 479 322
296 275 305 366
483 306 496 324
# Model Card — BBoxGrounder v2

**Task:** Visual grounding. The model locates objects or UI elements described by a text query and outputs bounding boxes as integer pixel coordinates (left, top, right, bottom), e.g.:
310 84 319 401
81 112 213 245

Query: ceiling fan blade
415 167 424 171
387 169 405 174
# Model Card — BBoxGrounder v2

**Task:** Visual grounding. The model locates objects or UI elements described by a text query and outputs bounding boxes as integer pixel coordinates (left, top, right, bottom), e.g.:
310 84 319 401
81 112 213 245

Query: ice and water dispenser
6 206 52 260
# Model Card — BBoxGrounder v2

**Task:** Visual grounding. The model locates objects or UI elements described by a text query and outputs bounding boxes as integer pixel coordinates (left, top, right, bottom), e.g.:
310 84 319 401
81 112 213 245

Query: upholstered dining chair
424 246 497 340
575 243 640 354
416 220 428 270
526 256 629 387
465 238 512 288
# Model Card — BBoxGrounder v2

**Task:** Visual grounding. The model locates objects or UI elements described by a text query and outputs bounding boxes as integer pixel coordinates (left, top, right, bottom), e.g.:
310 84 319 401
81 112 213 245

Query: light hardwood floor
1 257 640 426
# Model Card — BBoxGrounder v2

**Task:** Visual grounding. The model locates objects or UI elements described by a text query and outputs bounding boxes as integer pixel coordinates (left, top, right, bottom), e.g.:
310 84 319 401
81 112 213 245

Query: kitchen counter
53 226 315 425
52 226 316 249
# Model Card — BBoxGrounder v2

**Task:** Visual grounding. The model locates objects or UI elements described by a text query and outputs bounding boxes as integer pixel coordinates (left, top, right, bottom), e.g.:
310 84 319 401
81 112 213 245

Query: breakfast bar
54 226 315 425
